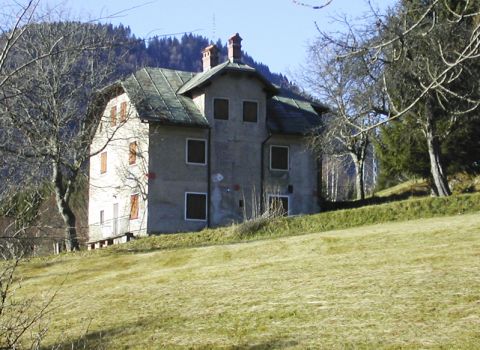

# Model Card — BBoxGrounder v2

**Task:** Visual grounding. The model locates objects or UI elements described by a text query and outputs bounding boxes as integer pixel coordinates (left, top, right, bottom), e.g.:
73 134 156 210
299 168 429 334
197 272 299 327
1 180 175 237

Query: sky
44 0 396 78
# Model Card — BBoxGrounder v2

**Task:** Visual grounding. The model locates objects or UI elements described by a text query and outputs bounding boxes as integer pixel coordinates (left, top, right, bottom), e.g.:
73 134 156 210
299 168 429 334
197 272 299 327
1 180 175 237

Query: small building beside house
87 33 326 248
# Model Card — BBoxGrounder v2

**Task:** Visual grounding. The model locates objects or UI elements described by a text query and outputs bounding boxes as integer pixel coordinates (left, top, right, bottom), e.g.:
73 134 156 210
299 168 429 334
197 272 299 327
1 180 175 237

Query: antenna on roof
212 13 216 42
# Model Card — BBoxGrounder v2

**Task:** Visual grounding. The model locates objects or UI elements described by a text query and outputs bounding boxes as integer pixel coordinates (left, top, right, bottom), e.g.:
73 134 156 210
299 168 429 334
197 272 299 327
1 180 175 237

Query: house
87 33 326 248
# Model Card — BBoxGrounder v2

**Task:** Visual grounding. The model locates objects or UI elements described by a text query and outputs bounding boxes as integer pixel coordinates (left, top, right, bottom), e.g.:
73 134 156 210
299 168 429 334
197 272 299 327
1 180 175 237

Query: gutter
260 132 272 213
207 127 212 228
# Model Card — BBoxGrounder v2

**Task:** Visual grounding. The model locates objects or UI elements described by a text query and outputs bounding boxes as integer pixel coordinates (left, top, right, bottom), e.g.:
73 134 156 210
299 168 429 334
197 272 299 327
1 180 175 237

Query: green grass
108 192 480 253
375 179 429 197
13 196 480 349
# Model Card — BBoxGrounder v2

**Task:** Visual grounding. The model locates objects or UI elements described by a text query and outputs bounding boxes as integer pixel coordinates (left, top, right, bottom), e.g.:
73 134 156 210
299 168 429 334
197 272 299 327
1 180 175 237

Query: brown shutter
110 106 117 126
129 141 137 165
130 194 139 220
100 152 107 174
120 102 127 122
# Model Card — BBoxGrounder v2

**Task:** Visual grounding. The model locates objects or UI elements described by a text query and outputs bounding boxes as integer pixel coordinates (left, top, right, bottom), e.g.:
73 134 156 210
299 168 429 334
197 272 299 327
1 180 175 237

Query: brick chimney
202 44 219 71
228 33 242 63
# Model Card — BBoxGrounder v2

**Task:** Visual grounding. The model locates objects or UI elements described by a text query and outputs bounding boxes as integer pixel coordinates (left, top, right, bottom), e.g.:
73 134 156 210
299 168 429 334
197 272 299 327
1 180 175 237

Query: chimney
202 44 219 71
228 33 242 63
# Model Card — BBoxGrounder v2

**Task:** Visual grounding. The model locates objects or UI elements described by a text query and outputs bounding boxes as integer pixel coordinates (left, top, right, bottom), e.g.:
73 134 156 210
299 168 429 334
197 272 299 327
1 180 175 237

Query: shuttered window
130 194 139 220
185 193 207 221
120 101 127 122
100 152 107 174
110 106 117 126
129 141 137 165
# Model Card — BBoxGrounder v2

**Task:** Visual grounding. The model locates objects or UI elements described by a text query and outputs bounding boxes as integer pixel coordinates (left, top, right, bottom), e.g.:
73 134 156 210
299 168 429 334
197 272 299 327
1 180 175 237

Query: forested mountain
105 24 294 88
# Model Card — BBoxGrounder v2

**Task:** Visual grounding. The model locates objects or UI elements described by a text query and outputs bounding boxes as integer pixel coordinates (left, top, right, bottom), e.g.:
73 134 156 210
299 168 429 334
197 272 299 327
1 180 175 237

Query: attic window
243 101 258 122
214 98 229 120
270 145 289 171
186 139 207 165
110 106 117 126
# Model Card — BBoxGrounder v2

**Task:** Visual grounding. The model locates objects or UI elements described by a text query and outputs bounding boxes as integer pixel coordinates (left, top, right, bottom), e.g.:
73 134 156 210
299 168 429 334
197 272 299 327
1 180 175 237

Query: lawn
15 212 480 349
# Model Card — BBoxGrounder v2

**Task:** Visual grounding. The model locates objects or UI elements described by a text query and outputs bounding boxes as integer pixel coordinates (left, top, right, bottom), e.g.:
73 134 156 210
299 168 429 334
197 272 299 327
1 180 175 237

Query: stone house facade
87 33 326 248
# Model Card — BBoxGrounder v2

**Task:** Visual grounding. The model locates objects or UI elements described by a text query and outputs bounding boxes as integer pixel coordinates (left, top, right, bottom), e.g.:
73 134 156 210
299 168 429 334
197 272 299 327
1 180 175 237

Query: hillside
13 206 480 349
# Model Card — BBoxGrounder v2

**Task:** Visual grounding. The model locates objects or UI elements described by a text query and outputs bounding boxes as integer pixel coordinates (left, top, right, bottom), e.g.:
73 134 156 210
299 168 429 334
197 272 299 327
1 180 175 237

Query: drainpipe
260 132 272 213
207 127 212 228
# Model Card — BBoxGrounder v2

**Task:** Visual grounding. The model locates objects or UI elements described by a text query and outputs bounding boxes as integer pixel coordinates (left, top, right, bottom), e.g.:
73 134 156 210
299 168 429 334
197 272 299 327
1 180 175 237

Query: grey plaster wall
145 73 319 234
204 73 269 226
147 125 209 233
263 135 320 216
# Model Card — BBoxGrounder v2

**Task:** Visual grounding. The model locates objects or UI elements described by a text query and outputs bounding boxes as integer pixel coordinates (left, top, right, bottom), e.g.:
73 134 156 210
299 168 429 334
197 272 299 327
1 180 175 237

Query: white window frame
267 194 290 216
184 192 208 222
242 99 259 123
270 145 290 171
185 138 207 165
213 97 230 120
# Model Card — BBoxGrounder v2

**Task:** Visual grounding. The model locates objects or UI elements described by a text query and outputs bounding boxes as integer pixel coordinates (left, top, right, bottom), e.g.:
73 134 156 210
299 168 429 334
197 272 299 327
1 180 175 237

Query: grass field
15 210 480 349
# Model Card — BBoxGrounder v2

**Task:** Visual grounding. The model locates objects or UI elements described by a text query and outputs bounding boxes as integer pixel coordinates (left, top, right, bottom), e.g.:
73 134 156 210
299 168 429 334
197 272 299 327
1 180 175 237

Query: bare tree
0 9 131 250
302 40 386 200
312 0 480 196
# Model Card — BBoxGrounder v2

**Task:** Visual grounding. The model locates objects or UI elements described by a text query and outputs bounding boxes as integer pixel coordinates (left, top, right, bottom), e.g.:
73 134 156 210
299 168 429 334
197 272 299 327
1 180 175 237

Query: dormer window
243 101 258 122
214 98 229 120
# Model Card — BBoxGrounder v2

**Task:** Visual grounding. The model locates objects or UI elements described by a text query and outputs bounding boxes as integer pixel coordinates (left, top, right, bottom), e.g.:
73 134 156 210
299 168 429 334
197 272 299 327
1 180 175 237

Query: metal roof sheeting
115 66 324 134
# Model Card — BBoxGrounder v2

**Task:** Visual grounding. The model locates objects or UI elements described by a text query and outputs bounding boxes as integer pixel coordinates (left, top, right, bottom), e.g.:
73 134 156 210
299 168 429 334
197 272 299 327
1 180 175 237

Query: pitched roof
267 90 327 135
177 61 278 97
104 66 325 135
121 67 209 127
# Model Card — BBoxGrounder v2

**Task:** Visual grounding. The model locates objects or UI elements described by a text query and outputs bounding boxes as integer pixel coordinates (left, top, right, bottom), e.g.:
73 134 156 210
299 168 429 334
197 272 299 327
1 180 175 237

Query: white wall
88 92 149 242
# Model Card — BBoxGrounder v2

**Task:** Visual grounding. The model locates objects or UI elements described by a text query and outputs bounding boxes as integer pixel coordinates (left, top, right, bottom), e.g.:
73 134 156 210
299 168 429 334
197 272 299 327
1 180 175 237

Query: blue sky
47 0 396 77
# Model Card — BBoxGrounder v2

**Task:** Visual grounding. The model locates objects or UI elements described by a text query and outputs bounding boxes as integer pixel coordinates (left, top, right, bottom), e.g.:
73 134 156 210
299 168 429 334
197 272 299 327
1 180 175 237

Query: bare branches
292 0 333 10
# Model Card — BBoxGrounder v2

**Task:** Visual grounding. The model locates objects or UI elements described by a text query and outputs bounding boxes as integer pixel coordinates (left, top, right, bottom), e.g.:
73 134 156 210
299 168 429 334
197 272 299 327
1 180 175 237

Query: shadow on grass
322 189 430 212
41 326 125 350
44 325 299 350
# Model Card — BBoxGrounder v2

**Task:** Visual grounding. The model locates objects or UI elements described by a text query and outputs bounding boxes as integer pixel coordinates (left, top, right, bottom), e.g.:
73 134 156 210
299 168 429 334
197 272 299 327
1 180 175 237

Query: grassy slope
19 211 480 349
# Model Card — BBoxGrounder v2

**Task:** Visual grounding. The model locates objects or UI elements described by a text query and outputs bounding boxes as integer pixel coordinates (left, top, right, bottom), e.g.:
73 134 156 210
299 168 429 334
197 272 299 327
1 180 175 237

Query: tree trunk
52 165 80 251
351 153 366 200
424 100 451 197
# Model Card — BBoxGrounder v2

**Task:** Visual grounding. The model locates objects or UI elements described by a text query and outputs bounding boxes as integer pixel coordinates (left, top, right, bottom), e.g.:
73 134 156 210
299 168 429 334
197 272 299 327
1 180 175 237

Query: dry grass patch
14 213 480 349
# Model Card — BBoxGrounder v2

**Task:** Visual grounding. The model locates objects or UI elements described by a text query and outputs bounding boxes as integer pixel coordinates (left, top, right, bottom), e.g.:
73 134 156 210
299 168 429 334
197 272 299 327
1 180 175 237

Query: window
130 194 139 220
186 139 206 165
100 152 107 174
243 101 258 122
110 106 117 126
214 98 229 120
129 141 137 165
100 210 105 225
120 102 127 122
185 193 207 221
270 145 289 170
268 195 289 216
